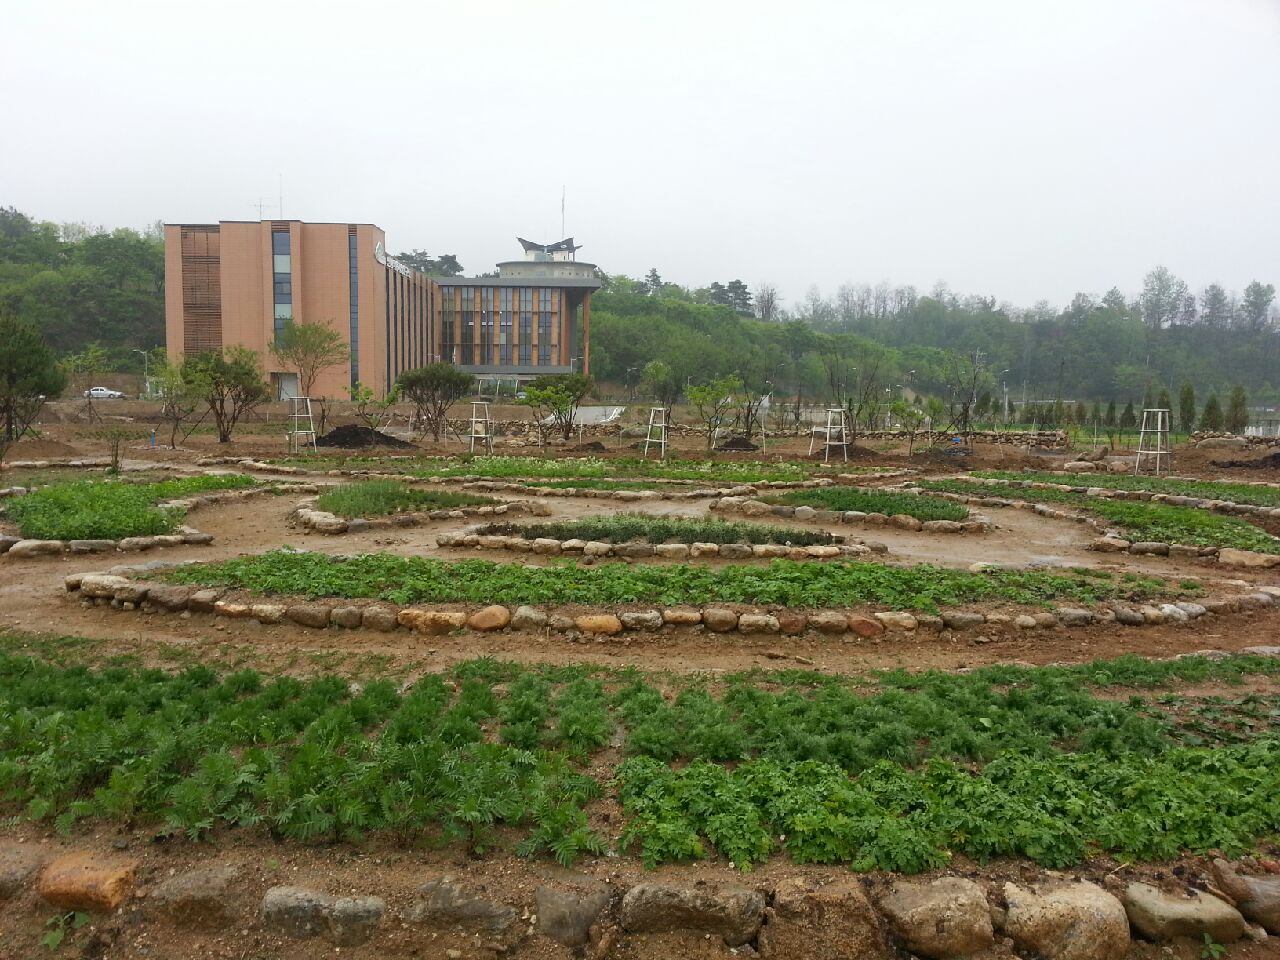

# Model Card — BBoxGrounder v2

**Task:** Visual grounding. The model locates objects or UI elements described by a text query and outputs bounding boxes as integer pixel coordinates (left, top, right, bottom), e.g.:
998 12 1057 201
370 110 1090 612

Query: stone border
6 844 1276 955
65 566 1277 638
908 483 1280 569
436 523 885 561
0 482 318 561
711 494 992 535
290 497 550 535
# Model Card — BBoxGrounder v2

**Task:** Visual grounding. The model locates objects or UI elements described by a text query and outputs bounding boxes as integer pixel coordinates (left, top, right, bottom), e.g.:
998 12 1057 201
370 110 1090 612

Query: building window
519 287 532 366
537 288 555 365
271 230 292 341
460 287 474 365
480 287 494 366
347 230 358 389
440 287 455 363
499 287 513 366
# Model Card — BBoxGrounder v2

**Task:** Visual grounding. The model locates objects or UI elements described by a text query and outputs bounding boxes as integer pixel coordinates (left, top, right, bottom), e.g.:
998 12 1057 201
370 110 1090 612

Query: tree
0 313 63 450
1089 401 1101 424
643 268 663 296
1225 385 1249 434
1119 401 1137 429
725 280 753 314
349 381 400 444
1199 394 1223 432
891 399 927 454
1200 284 1232 329
396 362 472 441
686 375 742 450
181 347 269 443
1177 383 1196 436
1139 266 1189 329
268 320 349 399
755 283 779 322
1074 400 1087 424
1239 282 1276 333
1155 388 1171 413
152 351 201 448
62 343 110 422
1104 399 1117 427
520 374 593 442
641 360 682 413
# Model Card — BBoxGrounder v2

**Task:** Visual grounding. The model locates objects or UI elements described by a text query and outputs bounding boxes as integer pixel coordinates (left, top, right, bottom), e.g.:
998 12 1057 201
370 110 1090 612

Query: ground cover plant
764 486 968 522
486 514 835 546
314 480 495 518
919 479 1280 553
972 470 1280 509
408 456 810 484
2 650 1279 872
161 549 1171 612
2 474 257 540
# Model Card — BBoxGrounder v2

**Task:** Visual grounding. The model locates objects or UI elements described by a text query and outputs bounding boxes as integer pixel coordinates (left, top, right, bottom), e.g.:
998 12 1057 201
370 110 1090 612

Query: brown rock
622 882 764 947
148 863 240 926
361 604 400 631
286 603 333 629
146 584 196 612
847 614 886 637
0 843 46 899
330 605 364 628
467 605 512 631
38 852 137 912
776 611 807 635
759 876 893 959
398 609 468 635
662 607 703 625
809 611 849 634
575 614 623 635
702 608 740 632
880 877 993 959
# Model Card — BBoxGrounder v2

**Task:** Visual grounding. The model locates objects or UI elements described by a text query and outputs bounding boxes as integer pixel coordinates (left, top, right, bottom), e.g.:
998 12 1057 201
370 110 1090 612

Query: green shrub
162 550 1171 612
315 480 495 518
765 487 968 521
494 514 834 546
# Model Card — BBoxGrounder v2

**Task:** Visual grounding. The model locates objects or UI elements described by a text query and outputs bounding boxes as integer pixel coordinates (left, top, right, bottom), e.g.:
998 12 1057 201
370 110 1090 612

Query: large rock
148 863 240 927
38 852 137 912
468 605 512 631
737 613 779 634
702 608 739 632
8 539 65 558
1123 882 1244 943
536 877 612 948
286 603 333 629
398 609 467 635
621 610 664 631
875 611 918 631
78 574 133 599
879 877 992 959
847 614 885 637
575 614 623 635
1218 548 1280 569
621 882 765 947
1002 881 1129 960
146 584 196 612
1212 859 1280 933
0 843 46 899
409 876 516 933
261 885 384 944
361 604 400 631
941 610 986 630
759 876 892 959
809 611 850 634
1197 436 1247 450
510 605 548 630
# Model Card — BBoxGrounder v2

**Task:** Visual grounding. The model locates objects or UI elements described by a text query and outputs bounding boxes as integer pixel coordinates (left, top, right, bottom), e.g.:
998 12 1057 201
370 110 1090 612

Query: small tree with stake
686 375 742 450
268 319 349 399
396 363 473 441
0 314 64 459
181 347 269 443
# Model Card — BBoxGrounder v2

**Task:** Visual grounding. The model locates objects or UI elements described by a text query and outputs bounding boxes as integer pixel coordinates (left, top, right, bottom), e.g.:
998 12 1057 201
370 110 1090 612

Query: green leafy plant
766 487 968 522
315 480 495 518
485 513 835 546
41 911 89 951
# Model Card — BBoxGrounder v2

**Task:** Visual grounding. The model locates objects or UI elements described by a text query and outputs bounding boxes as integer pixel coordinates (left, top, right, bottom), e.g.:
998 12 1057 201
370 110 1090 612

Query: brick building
164 221 599 399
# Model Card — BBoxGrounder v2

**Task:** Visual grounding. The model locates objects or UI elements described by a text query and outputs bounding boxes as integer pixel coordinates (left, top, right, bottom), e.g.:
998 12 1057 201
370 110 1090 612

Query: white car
84 386 126 400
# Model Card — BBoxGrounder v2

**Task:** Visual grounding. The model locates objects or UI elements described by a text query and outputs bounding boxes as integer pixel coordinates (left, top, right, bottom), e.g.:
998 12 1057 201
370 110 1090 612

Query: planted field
161 549 1170 612
488 514 835 546
408 456 811 484
974 470 1280 509
921 479 1280 553
765 486 968 522
314 480 495 518
4 650 1280 872
2 475 257 540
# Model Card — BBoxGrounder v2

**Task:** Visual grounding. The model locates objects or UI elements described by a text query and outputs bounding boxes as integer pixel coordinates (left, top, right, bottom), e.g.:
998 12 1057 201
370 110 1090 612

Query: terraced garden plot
314 479 496 518
159 549 1172 612
920 478 1280 553
4 649 1280 872
973 470 1280 508
483 514 836 546
1 475 258 541
764 486 968 521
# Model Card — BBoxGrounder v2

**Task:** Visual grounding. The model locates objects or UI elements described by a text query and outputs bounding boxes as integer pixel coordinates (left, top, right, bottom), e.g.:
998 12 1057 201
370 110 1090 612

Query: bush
766 487 968 522
315 480 495 518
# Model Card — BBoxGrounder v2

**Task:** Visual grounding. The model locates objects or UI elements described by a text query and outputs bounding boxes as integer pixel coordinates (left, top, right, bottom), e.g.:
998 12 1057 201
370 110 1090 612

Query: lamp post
133 349 150 399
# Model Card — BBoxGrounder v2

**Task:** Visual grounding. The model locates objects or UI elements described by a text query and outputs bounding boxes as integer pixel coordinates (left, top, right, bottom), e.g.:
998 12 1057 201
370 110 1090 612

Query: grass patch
2 475 256 540
921 479 1280 553
315 480 496 518
3 650 1279 871
765 487 968 521
975 470 1280 509
408 456 810 484
161 549 1170 612
522 478 693 491
489 514 835 546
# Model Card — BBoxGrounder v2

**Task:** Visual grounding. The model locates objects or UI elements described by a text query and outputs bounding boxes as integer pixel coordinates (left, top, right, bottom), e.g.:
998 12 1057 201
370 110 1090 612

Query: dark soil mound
1211 451 1280 469
316 424 415 449
716 435 759 452
568 441 607 453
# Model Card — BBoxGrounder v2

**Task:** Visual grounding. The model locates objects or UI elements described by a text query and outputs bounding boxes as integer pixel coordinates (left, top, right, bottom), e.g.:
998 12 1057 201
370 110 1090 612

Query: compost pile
1211 451 1280 470
716 436 760 452
316 425 416 449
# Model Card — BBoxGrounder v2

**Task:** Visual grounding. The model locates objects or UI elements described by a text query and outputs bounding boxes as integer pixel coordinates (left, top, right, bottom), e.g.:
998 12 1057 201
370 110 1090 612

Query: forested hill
0 207 163 366
590 271 1280 406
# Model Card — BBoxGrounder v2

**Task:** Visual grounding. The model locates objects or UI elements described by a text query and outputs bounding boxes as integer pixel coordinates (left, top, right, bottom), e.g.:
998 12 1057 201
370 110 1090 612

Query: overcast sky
4 0 1278 309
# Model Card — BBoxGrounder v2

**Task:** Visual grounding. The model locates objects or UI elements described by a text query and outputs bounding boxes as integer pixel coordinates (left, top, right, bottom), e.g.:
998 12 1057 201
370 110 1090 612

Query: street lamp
132 349 150 398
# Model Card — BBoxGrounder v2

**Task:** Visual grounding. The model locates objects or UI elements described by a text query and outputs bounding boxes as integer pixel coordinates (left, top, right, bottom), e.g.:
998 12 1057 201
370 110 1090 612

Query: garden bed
314 479 498 518
712 492 988 535
481 515 837 547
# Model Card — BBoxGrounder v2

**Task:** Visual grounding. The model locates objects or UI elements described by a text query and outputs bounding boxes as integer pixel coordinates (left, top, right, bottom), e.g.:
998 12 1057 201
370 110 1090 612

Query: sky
3 0 1278 310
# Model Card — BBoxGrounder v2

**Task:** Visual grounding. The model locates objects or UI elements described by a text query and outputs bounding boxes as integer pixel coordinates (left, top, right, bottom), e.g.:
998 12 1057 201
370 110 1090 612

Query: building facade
164 221 599 399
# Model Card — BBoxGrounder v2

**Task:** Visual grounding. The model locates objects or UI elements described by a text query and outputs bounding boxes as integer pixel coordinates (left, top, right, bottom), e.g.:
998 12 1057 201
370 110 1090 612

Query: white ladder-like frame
643 406 668 459
808 407 850 463
1135 408 1172 475
467 401 494 454
286 396 317 454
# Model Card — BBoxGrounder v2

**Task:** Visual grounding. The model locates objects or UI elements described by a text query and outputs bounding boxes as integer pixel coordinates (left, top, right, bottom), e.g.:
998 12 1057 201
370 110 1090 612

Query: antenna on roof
250 198 277 219
561 185 565 238
279 173 284 220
